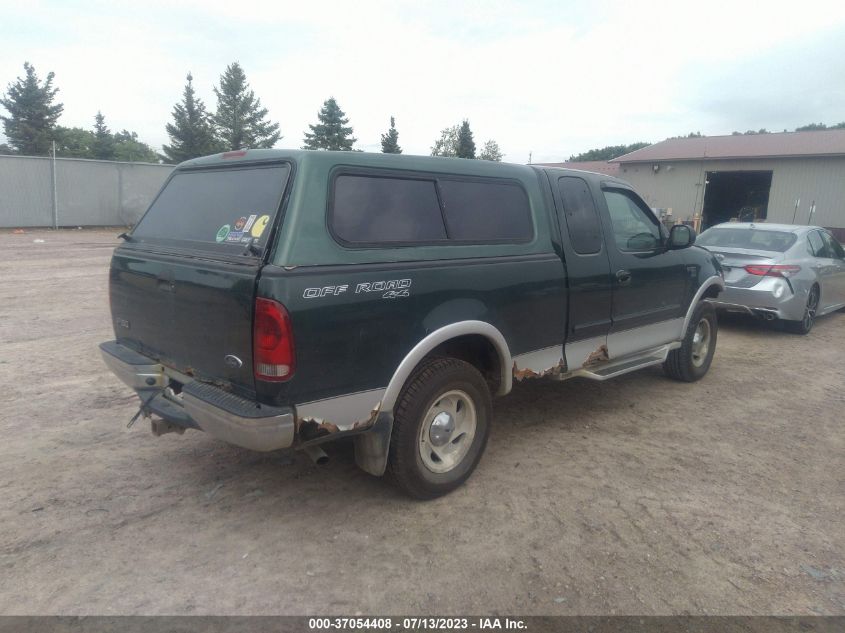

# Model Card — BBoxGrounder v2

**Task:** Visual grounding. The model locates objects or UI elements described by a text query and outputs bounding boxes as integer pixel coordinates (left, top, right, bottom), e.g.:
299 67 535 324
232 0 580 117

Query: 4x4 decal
303 279 412 300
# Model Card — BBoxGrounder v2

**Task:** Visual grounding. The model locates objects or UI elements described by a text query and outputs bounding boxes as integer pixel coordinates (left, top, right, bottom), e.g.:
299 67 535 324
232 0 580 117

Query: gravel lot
1 228 843 616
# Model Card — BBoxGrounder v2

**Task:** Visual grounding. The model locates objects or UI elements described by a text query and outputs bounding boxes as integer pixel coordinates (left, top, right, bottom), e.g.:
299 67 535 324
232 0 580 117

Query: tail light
253 297 295 381
744 264 801 278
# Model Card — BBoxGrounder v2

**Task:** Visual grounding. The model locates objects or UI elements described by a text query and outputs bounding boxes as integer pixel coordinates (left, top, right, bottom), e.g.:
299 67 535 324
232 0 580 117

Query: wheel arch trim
381 320 513 412
683 275 724 334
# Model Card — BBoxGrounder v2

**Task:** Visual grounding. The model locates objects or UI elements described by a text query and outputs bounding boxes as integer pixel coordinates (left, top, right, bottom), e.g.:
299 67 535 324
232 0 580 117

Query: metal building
610 130 845 240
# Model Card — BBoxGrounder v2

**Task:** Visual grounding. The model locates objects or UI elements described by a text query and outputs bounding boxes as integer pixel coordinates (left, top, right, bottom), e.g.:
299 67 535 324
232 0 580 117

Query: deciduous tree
114 130 160 162
431 125 459 157
569 142 650 161
479 139 503 161
53 126 94 158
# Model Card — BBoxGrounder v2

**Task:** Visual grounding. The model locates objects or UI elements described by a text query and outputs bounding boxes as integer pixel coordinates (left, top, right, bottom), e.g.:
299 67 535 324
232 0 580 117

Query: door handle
616 269 632 285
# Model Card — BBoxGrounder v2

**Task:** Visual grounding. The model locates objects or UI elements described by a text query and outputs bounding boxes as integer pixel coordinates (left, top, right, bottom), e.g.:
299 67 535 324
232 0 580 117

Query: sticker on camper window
251 215 270 238
234 216 247 231
242 214 258 233
215 224 231 242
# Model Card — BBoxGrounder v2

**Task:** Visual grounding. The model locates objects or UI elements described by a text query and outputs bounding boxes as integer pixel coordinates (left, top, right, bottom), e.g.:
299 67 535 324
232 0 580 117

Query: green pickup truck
100 149 724 498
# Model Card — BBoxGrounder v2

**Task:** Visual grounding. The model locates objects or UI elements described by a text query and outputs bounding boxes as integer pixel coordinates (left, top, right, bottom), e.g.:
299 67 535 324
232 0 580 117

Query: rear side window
807 231 829 257
822 232 845 258
331 175 446 244
330 172 533 246
557 176 602 254
438 179 532 241
132 164 290 254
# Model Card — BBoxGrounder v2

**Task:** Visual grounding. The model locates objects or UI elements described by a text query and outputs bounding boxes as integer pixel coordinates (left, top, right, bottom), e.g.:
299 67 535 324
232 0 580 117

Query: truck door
551 175 614 369
596 185 689 358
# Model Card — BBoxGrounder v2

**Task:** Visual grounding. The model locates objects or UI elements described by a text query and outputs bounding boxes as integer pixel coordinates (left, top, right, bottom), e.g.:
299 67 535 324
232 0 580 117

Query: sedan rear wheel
785 285 819 335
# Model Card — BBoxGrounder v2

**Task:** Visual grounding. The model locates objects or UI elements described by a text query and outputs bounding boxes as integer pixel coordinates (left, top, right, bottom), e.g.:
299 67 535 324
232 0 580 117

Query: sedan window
821 232 845 259
698 228 797 252
807 231 829 258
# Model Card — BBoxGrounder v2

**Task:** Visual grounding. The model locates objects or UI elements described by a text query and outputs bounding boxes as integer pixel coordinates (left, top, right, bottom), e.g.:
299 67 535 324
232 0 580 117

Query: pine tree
380 116 402 153
456 120 476 158
163 72 220 162
0 62 63 155
302 97 357 151
479 139 503 161
212 62 281 150
92 111 116 160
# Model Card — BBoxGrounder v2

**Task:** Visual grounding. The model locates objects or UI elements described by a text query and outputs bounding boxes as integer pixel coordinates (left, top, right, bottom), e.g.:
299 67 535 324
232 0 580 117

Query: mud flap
353 412 394 476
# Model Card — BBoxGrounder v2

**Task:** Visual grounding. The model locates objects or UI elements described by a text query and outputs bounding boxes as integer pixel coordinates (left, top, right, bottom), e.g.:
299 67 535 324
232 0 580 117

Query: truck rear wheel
663 301 717 382
387 357 492 499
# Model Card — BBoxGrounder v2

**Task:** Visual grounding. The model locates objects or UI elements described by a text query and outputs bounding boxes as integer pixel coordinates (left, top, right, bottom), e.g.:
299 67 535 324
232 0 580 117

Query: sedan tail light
253 297 295 381
744 264 801 278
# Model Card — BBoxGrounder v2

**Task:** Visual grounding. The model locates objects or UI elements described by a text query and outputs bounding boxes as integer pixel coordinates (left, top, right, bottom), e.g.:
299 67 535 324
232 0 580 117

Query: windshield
698 227 797 252
131 163 291 254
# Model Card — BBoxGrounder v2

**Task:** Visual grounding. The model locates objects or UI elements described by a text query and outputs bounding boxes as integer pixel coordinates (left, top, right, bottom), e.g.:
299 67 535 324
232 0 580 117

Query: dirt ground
1 228 843 616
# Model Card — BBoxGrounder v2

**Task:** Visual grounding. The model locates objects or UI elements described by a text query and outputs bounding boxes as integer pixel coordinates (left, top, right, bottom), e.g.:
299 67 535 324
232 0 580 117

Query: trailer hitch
127 392 157 429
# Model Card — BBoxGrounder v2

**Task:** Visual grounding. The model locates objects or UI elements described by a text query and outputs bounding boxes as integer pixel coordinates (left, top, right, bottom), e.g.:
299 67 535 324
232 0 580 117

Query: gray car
698 223 845 334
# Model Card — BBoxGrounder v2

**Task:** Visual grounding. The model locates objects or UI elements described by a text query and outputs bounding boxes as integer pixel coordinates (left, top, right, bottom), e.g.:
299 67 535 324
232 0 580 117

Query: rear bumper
710 278 808 321
99 341 295 451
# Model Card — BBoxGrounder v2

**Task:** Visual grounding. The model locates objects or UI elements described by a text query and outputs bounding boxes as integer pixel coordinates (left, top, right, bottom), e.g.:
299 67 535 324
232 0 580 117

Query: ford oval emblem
224 355 243 369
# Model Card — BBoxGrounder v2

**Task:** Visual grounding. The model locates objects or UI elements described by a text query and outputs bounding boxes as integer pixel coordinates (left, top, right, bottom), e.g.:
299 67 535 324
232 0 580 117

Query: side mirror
668 224 696 249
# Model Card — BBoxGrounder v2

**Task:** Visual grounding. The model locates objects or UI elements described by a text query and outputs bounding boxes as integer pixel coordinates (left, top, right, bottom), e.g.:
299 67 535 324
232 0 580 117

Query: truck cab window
603 189 661 252
558 176 602 254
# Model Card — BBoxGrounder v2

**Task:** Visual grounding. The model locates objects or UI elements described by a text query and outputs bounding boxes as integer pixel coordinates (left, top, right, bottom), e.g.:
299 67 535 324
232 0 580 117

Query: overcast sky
2 0 845 162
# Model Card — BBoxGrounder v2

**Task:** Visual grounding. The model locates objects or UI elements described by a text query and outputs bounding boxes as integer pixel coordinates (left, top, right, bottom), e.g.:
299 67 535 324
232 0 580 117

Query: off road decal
303 279 412 300
356 279 411 299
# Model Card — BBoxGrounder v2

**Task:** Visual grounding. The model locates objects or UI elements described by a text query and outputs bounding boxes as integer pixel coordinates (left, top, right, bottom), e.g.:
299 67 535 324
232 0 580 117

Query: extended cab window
131 164 290 254
332 175 446 244
558 176 602 254
331 172 532 245
603 189 661 251
438 179 532 241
